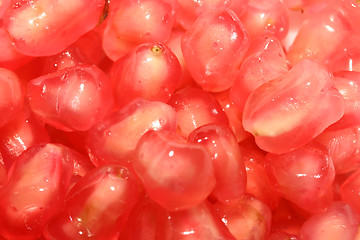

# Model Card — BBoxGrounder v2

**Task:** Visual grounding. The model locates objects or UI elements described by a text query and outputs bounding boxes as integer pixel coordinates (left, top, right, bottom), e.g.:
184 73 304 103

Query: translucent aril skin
340 0 360 30
240 0 289 40
168 88 229 138
181 8 250 92
0 68 23 128
265 143 335 214
119 195 164 240
3 0 105 56
213 91 251 142
165 28 194 89
158 201 236 240
0 0 10 18
300 201 360 240
42 46 90 74
268 231 301 240
0 160 6 190
0 23 32 70
0 106 50 169
43 165 141 240
176 0 248 30
341 168 360 213
214 195 272 240
287 9 352 65
102 0 176 61
315 127 360 174
86 99 177 167
28 65 114 132
328 71 360 130
73 29 106 66
239 139 281 210
242 59 345 154
0 143 74 240
133 130 216 211
230 34 289 111
270 199 305 237
188 124 246 204
110 42 181 108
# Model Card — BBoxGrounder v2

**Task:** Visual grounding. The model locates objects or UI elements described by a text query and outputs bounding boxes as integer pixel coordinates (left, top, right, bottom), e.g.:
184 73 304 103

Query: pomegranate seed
86 98 177 166
230 34 289 111
0 143 74 239
188 123 247 204
110 42 181 108
0 68 23 128
102 0 176 61
265 143 335 214
341 169 360 214
158 201 236 239
133 130 215 211
182 8 250 92
168 88 229 138
214 195 272 240
28 65 114 132
315 126 360 174
213 90 251 142
43 165 141 240
0 106 50 169
242 59 344 154
300 201 360 240
287 9 351 65
3 0 106 56
240 0 289 40
239 139 281 210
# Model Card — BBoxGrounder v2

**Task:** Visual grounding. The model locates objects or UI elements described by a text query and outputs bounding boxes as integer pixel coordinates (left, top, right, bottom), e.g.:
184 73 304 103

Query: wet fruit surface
0 0 360 239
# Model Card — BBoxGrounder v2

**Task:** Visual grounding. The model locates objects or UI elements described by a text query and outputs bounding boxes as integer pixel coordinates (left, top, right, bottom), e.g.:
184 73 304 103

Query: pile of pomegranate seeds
1 0 360 239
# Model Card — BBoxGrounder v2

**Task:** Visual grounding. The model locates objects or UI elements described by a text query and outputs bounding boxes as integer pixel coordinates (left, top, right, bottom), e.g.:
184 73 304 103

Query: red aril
314 127 360 174
3 0 106 56
158 201 236 240
86 99 177 166
213 91 251 142
0 23 32 70
230 34 289 111
268 231 301 240
133 130 215 211
28 65 114 132
242 59 344 154
165 28 195 89
0 143 74 240
214 195 272 240
43 165 141 240
265 143 335 214
42 46 90 74
176 0 248 29
240 0 289 40
181 8 250 92
168 88 229 138
0 68 23 128
239 139 281 210
287 9 351 65
329 71 360 130
72 28 106 66
110 42 181 108
341 168 360 214
0 160 6 190
270 199 305 236
119 195 164 240
300 201 360 240
102 0 176 61
0 106 50 169
189 124 246 204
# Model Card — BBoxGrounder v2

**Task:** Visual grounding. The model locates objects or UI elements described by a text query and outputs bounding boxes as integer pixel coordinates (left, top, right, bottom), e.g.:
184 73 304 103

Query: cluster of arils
0 0 360 239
